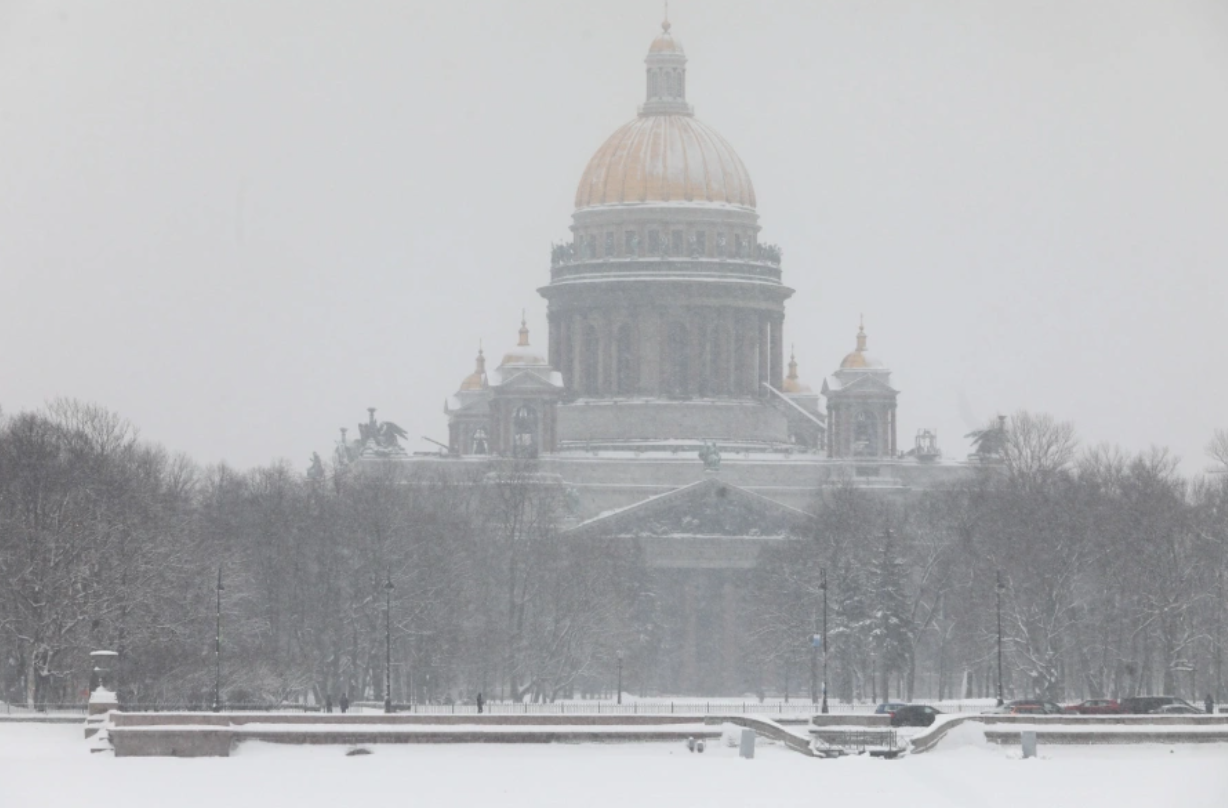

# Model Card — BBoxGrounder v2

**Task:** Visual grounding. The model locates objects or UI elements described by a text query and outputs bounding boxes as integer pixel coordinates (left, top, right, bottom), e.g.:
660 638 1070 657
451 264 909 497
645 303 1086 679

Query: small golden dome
501 315 547 366
782 347 812 393
459 345 486 391
839 351 869 370
649 20 684 54
839 319 885 370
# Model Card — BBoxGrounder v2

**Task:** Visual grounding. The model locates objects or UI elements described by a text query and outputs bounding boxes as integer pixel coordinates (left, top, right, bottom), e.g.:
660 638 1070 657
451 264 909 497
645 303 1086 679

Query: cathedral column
826 407 834 458
769 316 783 390
556 316 569 389
758 315 770 397
720 576 740 693
640 310 660 396
682 573 699 693
740 310 756 396
889 405 897 456
548 312 560 372
689 308 703 397
597 312 610 395
721 309 734 396
607 313 619 394
570 313 584 395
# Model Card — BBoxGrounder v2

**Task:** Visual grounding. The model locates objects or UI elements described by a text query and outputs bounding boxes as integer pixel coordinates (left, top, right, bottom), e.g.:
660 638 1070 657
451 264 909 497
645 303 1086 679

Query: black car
1119 696 1198 715
889 704 942 727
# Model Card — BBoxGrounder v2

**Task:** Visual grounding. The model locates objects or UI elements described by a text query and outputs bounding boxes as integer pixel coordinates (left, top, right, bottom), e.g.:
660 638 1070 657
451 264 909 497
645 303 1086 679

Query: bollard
687 736 696 753
1020 730 1037 759
697 739 705 753
739 728 756 759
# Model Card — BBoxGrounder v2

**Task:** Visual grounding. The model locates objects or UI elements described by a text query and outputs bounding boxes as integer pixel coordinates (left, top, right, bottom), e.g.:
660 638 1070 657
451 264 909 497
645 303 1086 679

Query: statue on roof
307 452 326 482
698 440 721 472
966 415 1008 462
335 427 359 466
357 408 409 457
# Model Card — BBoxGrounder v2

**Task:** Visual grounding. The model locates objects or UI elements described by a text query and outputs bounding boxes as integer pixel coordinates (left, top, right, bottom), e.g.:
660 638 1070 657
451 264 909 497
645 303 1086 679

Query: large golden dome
575 115 756 209
573 20 755 210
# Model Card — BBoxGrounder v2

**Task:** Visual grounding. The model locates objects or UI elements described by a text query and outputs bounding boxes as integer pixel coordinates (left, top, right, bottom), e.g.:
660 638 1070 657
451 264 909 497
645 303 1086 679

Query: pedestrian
476 692 484 714
1206 693 1215 714
325 694 333 713
339 692 349 714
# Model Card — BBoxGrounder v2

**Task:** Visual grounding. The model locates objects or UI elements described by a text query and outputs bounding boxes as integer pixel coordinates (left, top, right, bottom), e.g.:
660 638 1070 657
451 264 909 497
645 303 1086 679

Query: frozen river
1 722 1226 808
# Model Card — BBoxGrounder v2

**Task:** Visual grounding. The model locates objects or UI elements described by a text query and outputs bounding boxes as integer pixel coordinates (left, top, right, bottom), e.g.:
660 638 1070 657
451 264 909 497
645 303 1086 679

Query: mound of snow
936 721 990 752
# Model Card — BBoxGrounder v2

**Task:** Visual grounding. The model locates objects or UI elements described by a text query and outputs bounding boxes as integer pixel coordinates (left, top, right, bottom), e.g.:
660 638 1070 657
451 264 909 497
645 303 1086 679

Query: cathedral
435 20 963 493
347 20 974 694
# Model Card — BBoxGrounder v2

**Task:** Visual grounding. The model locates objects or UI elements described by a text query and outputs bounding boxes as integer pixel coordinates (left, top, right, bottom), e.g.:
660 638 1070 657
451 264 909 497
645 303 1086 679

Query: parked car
995 699 1064 715
1119 696 1199 715
1063 699 1122 715
874 701 909 715
889 704 942 727
1154 703 1203 715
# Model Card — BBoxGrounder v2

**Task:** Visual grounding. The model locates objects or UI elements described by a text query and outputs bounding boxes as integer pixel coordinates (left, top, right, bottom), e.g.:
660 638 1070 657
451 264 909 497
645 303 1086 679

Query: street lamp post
384 575 394 714
212 566 224 712
996 570 1005 707
809 602 818 706
616 650 623 705
821 566 829 715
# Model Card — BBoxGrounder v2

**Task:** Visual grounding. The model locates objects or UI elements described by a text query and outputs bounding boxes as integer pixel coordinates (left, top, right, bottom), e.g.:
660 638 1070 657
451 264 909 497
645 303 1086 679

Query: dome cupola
572 18 756 210
499 314 548 368
643 17 690 116
782 347 812 393
839 319 886 370
458 345 486 391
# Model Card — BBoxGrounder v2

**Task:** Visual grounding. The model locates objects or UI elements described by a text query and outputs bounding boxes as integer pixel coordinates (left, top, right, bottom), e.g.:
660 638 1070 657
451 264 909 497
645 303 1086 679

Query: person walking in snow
325 694 333 713
339 692 349 714
1206 694 1215 714
476 692 484 714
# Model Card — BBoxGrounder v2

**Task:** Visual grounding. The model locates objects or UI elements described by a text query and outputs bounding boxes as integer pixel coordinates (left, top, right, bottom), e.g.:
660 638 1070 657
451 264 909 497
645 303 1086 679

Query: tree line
753 414 1228 705
1 400 1226 707
0 400 638 708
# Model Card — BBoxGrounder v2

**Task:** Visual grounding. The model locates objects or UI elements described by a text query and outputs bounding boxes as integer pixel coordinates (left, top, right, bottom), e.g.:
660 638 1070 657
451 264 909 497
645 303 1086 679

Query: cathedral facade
447 21 836 462
357 21 978 695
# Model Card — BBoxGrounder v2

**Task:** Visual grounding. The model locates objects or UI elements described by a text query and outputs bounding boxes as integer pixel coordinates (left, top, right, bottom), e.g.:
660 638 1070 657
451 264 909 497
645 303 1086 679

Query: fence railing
3 699 996 717
2 702 319 716
346 700 991 716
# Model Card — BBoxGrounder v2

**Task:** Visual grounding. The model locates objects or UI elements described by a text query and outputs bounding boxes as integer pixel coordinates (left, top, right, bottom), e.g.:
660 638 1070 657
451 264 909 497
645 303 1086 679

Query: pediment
493 370 562 392
826 373 897 396
568 477 814 539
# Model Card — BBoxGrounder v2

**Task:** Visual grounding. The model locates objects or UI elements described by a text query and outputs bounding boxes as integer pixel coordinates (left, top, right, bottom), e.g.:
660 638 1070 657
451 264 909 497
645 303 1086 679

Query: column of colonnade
552 305 786 400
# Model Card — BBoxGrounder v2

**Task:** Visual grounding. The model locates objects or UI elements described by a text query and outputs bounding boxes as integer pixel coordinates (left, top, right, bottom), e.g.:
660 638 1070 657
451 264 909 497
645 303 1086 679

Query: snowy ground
2 722 1227 808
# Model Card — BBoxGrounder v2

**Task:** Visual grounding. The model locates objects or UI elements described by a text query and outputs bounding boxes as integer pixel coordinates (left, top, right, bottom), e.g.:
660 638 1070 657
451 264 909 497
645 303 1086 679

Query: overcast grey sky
2 1 1226 473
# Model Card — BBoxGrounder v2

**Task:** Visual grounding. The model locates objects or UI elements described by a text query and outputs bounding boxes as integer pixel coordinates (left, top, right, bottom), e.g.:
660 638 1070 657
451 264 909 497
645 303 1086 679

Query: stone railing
548 257 784 284
551 242 782 268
